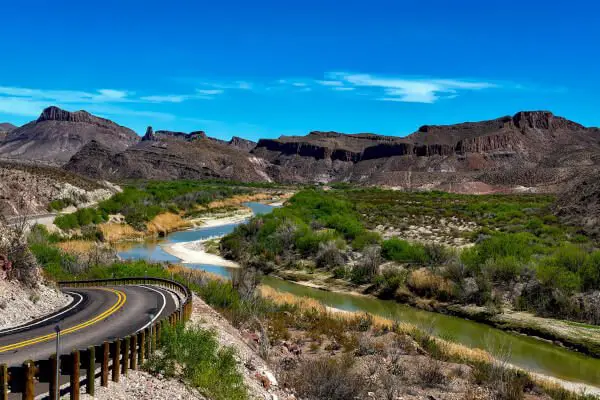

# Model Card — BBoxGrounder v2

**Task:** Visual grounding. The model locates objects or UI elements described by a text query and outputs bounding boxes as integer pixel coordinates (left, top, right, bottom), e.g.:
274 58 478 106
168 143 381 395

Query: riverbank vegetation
220 188 600 352
50 180 292 240
25 222 598 399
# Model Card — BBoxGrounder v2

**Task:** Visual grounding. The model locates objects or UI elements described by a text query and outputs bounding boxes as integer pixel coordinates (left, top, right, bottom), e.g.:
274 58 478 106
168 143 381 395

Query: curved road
0 285 179 367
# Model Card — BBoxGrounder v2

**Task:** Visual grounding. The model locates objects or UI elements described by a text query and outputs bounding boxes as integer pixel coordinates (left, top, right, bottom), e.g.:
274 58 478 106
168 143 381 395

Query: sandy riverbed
163 239 239 267
190 212 252 228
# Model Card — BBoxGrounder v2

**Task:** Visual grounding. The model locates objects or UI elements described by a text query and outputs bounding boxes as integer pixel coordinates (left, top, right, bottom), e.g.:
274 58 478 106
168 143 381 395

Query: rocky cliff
252 111 600 190
65 133 270 182
0 107 139 164
0 123 17 142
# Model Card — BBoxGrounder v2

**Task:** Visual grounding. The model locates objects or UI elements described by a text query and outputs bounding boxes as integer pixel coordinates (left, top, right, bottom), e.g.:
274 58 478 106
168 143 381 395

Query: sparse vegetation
146 323 247 400
222 188 600 326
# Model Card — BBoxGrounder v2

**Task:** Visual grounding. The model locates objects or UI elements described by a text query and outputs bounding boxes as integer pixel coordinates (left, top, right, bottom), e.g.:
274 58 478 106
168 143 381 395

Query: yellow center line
0 288 127 353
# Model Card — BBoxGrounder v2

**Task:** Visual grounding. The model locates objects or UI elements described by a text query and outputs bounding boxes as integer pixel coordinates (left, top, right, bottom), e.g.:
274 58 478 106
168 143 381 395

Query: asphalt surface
0 285 179 367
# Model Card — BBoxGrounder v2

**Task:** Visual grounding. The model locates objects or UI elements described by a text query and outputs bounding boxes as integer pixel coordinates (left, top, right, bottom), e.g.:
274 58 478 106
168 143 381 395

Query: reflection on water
116 200 600 387
262 277 600 385
117 202 272 276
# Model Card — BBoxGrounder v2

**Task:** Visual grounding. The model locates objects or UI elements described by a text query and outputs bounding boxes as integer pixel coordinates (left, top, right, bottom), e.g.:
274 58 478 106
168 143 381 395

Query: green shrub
351 231 381 251
381 238 428 264
147 323 247 400
482 256 524 282
580 251 600 291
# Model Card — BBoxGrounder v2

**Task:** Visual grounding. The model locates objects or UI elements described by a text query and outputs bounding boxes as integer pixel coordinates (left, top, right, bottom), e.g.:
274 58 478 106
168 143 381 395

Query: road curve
0 285 178 367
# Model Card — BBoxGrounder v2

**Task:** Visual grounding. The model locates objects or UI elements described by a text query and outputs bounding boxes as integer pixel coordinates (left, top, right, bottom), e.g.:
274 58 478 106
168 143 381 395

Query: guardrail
0 277 193 400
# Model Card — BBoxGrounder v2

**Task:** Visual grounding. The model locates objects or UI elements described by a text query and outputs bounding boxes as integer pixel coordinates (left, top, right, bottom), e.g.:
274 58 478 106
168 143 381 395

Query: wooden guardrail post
155 322 162 346
23 360 35 400
112 339 120 383
49 354 58 400
151 325 157 353
101 342 109 387
0 364 8 400
139 330 145 365
145 328 151 359
86 346 95 395
123 337 130 376
131 335 138 370
70 350 80 400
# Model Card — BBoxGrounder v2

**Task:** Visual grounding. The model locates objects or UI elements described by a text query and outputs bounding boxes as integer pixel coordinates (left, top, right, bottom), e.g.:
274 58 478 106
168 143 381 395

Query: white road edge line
0 291 84 335
136 285 166 332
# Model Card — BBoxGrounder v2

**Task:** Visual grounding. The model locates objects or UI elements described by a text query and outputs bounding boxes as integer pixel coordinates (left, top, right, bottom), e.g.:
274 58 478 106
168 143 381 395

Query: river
117 202 600 388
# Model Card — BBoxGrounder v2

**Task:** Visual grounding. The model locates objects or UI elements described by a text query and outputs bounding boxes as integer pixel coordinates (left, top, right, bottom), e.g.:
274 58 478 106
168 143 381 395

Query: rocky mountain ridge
0 106 139 164
253 111 600 189
2 106 599 192
0 122 17 142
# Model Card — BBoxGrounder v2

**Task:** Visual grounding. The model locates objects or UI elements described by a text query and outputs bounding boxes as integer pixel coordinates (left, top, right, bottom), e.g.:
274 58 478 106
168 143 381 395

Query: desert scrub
146 322 247 400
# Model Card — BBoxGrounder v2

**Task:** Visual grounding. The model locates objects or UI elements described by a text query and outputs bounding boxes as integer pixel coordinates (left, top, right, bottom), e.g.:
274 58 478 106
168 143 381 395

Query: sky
0 0 599 140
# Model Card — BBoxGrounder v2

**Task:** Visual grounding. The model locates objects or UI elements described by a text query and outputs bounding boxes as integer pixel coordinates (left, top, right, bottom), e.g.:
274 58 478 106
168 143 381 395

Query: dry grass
407 268 455 299
146 212 190 235
167 264 226 283
99 223 146 242
259 285 492 363
255 285 595 398
56 240 95 255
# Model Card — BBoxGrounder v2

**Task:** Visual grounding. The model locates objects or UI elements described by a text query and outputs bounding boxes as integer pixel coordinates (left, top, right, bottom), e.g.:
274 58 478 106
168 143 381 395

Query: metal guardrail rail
0 277 193 400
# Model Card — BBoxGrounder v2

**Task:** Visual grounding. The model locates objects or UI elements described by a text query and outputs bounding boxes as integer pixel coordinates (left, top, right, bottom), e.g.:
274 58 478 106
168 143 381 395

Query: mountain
0 159 115 217
64 128 270 182
0 123 17 142
0 106 139 164
0 122 17 132
252 111 600 191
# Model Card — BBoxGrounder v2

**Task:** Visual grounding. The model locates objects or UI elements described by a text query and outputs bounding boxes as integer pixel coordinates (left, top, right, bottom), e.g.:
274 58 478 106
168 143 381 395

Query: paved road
0 285 178 367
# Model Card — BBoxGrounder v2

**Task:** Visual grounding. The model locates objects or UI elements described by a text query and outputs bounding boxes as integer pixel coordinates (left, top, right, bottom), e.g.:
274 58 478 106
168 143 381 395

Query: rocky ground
79 294 288 400
190 295 289 400
80 369 208 400
373 215 477 247
0 280 71 330
0 160 115 217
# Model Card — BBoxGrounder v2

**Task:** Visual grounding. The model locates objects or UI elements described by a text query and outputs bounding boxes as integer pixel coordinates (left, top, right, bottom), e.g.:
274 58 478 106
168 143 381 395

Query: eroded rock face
142 126 156 141
252 111 600 189
0 123 17 143
0 106 139 164
228 136 256 152
64 135 271 182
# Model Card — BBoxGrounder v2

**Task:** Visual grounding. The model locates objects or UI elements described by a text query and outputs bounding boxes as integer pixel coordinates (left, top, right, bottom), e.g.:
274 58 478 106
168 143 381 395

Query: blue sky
1 0 599 140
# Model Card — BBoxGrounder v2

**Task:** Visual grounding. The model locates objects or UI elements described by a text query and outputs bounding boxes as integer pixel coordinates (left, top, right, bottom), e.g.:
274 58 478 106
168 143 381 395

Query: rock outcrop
0 123 16 142
0 106 139 164
252 111 600 190
65 133 271 183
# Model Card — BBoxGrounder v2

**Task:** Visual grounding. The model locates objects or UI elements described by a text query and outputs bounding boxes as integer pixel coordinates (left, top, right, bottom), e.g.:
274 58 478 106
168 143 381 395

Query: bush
351 245 381 283
482 256 524 282
374 266 408 298
351 231 381 251
282 355 367 400
407 268 455 301
580 251 600 291
147 323 247 400
462 232 537 273
315 240 345 269
382 238 428 264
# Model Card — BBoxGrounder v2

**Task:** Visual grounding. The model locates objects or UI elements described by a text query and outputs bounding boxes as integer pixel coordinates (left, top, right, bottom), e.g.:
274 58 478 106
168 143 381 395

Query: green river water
117 202 600 388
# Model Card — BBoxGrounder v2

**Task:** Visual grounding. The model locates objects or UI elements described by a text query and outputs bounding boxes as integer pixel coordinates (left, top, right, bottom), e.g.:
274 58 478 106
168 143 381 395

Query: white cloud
140 95 188 103
97 89 129 99
291 82 307 87
0 86 134 104
316 80 343 87
328 72 498 103
0 97 50 117
196 89 224 95
333 87 355 91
